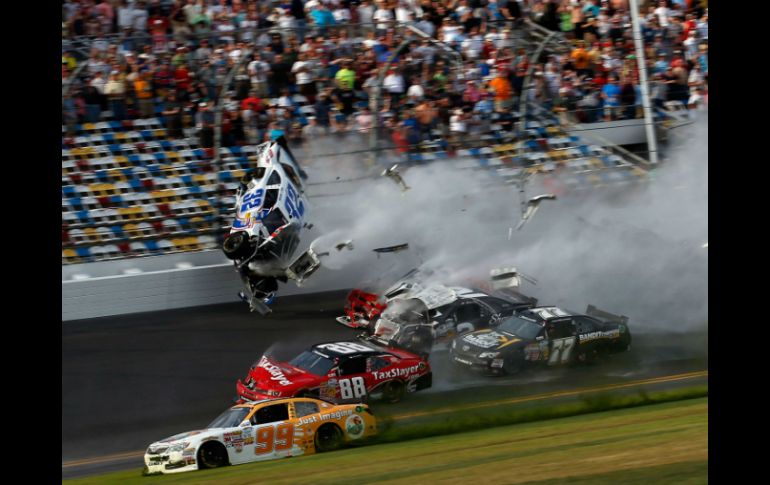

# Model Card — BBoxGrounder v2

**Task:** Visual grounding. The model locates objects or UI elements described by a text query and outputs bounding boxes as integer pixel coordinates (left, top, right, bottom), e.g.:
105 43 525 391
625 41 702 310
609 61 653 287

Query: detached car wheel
198 442 228 469
315 424 343 452
222 231 252 260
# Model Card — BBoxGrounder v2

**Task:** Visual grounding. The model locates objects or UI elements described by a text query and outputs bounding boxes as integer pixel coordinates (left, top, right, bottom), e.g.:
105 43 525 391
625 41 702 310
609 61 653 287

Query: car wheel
382 380 405 403
502 353 523 376
198 442 228 469
314 424 343 452
222 231 251 260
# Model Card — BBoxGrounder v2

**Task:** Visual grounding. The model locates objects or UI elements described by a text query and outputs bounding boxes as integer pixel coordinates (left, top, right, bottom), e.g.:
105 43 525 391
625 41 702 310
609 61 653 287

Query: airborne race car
450 305 631 375
221 136 326 314
236 340 432 404
144 397 376 475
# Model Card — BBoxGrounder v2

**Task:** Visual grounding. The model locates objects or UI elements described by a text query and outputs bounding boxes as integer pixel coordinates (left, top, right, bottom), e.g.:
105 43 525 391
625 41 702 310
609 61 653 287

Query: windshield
382 298 429 324
289 350 335 376
498 315 543 340
207 407 251 429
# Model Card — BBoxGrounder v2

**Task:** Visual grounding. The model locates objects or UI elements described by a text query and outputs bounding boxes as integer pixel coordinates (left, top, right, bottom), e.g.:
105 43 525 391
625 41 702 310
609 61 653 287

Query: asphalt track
62 290 708 479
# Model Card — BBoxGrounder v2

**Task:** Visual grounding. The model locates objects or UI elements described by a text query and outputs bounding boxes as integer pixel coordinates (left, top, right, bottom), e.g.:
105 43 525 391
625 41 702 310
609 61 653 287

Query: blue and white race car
222 136 335 314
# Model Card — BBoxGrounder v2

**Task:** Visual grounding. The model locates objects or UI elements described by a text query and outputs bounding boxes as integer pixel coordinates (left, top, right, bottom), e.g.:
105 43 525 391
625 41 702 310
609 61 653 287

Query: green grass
65 393 707 484
375 385 707 443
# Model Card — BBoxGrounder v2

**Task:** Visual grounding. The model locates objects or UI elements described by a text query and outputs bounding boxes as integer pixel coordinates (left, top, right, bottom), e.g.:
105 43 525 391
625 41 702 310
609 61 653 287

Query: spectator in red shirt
241 90 264 114
174 63 191 92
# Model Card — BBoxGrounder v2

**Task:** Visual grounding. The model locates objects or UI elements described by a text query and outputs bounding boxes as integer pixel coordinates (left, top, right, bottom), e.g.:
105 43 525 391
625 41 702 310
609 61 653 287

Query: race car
236 340 432 404
449 305 631 375
222 136 345 314
143 397 376 475
344 284 536 357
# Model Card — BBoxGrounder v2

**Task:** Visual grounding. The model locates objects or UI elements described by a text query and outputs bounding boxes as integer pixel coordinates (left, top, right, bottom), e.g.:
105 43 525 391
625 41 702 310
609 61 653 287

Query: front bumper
144 451 198 475
236 379 277 401
449 351 502 374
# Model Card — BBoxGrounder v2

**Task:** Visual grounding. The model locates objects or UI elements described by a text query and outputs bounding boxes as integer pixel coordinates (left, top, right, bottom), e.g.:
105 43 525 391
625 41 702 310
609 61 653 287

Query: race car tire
222 231 252 260
502 353 523 376
382 380 405 403
198 441 229 469
314 424 343 452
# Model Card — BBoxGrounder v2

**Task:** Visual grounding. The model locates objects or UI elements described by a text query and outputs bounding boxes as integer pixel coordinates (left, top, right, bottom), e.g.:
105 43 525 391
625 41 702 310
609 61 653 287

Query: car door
336 356 369 401
243 402 295 464
444 301 490 337
546 318 578 366
291 400 321 454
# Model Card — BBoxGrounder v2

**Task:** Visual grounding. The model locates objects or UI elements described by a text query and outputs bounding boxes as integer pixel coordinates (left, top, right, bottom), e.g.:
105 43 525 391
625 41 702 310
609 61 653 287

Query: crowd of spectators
62 0 708 151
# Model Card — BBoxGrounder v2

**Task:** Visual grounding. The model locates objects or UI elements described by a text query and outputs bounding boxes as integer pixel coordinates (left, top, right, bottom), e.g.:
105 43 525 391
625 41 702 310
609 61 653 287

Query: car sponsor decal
578 329 620 344
372 364 422 380
345 414 365 439
224 429 245 452
257 356 293 386
463 331 519 349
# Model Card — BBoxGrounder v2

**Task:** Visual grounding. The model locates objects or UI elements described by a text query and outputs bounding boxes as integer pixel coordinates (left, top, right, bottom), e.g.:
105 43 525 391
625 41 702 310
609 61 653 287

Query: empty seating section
62 113 648 264
62 117 228 263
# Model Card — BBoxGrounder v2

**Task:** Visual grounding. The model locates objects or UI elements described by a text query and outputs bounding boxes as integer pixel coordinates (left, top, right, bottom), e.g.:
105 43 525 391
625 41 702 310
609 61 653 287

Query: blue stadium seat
75 247 91 258
128 154 141 164
63 186 77 198
111 225 125 239
109 144 123 154
95 170 110 182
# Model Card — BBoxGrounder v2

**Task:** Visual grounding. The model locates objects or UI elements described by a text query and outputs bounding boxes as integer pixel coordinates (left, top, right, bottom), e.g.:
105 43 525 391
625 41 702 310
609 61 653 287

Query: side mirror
239 420 251 428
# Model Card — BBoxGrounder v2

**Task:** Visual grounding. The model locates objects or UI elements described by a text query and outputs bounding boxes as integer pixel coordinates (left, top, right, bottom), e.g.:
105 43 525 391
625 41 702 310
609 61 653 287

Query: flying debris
373 243 409 258
516 194 557 231
315 240 355 258
335 240 355 251
490 267 538 291
382 164 410 192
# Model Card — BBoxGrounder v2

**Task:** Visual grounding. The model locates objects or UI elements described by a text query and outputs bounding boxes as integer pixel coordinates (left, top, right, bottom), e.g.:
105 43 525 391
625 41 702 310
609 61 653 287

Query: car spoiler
585 305 629 325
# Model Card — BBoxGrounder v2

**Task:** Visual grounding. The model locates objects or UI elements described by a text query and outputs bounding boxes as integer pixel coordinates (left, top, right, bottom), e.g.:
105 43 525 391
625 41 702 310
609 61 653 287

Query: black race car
449 305 631 375
363 285 538 357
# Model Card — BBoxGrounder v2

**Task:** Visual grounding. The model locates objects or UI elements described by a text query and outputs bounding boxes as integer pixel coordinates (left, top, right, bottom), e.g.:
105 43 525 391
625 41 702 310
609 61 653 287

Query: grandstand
62 1 706 265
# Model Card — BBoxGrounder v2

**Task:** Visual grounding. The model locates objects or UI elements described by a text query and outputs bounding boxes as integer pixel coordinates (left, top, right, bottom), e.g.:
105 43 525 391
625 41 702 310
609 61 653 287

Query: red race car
236 340 432 404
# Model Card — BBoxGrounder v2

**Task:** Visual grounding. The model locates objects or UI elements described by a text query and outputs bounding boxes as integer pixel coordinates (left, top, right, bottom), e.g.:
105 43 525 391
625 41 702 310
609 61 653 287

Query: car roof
309 340 383 359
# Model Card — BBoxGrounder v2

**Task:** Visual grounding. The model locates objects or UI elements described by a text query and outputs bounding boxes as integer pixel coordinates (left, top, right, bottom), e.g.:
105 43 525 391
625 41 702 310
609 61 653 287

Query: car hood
457 329 530 353
147 430 207 452
248 355 321 391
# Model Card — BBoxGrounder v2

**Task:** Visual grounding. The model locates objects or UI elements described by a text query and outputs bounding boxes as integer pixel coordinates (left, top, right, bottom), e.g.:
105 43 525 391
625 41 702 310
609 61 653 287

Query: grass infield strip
64 387 707 484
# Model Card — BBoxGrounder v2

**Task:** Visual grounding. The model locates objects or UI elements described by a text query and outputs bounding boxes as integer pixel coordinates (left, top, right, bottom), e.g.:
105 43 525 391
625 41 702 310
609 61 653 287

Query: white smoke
300 118 707 334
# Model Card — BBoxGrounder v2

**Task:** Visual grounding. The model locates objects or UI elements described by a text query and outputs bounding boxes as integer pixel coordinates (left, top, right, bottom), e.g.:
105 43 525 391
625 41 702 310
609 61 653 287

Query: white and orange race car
143 397 376 475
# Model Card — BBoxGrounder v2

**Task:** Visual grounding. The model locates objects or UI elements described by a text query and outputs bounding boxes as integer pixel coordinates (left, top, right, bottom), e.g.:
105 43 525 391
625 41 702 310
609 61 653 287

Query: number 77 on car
144 397 376 475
